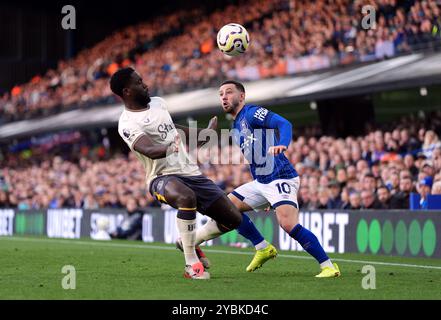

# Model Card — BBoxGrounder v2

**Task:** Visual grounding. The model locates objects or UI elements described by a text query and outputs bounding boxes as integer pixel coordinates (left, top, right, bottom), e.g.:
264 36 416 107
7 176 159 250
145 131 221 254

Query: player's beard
224 98 240 114
136 92 151 107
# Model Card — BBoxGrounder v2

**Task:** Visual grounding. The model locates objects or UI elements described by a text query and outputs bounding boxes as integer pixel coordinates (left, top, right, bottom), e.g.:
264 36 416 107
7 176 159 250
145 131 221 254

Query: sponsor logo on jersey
123 128 130 139
240 133 257 150
253 107 268 121
158 122 175 139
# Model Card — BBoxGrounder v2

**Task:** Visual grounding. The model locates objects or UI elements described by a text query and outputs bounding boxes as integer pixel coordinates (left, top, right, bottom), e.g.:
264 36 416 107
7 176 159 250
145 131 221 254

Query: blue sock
237 213 264 246
289 224 329 264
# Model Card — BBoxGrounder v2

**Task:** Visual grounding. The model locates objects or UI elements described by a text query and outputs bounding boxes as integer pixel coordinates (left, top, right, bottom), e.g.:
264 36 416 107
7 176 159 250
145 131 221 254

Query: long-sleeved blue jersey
232 104 298 184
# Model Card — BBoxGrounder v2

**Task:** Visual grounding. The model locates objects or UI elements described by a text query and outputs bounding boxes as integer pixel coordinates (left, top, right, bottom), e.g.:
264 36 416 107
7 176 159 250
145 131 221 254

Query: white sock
195 219 224 246
320 259 334 269
176 217 199 266
255 240 268 250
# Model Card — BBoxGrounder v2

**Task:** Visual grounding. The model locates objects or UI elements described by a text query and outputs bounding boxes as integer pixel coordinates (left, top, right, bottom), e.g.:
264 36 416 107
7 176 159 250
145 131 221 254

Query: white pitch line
2 236 441 270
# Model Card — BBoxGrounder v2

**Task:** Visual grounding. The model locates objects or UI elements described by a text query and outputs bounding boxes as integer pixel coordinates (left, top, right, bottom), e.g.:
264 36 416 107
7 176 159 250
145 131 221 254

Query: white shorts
231 177 300 211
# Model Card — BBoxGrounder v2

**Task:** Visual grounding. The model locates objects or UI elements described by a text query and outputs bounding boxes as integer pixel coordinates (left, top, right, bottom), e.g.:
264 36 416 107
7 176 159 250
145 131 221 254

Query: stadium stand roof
1 52 441 141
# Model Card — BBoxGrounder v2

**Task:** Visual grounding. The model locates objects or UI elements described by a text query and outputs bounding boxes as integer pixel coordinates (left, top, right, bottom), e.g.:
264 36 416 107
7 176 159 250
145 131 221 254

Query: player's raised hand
268 145 287 156
208 116 218 131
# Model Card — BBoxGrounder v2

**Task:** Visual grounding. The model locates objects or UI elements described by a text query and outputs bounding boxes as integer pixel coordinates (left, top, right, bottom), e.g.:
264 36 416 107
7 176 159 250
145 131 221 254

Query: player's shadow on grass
218 270 314 280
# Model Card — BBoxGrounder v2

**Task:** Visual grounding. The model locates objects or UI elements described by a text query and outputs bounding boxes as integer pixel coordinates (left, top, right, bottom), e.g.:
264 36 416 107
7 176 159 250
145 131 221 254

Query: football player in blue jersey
215 80 341 278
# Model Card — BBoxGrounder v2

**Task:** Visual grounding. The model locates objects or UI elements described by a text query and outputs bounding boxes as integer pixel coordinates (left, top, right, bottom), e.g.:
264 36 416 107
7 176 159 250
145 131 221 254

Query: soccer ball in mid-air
217 23 250 56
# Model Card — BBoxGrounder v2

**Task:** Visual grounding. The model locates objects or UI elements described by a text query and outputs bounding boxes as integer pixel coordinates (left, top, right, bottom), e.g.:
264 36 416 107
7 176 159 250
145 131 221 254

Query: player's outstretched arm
266 113 292 155
133 134 178 159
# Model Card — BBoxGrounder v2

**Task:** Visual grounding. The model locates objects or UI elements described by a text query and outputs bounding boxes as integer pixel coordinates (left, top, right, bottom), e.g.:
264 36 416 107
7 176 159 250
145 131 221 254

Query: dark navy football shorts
149 174 225 214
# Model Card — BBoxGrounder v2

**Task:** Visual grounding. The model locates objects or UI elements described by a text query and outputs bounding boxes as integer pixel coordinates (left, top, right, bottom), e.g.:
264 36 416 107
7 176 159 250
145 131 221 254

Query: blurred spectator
361 189 386 209
299 186 310 209
377 185 391 209
432 181 441 195
305 188 320 210
0 191 11 207
390 176 413 209
403 154 419 179
422 131 441 159
421 160 436 177
362 173 377 193
418 176 433 209
386 171 400 195
110 198 143 240
317 187 330 209
343 191 362 210
327 180 343 209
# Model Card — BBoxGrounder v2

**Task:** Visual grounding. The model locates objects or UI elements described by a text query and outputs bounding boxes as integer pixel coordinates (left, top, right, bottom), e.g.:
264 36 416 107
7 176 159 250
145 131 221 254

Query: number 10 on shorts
275 182 291 194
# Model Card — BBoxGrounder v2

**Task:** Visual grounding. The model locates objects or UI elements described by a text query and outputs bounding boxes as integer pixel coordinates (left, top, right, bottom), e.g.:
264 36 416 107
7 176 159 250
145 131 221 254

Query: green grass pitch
1 236 440 300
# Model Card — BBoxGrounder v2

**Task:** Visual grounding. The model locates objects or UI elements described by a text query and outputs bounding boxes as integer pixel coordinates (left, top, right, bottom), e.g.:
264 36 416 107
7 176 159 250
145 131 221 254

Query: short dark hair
364 173 375 179
110 67 135 97
220 80 245 93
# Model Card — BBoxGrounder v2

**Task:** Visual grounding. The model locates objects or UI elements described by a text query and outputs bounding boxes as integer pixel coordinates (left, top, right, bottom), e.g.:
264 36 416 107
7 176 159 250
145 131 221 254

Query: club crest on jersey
240 119 248 131
123 129 130 139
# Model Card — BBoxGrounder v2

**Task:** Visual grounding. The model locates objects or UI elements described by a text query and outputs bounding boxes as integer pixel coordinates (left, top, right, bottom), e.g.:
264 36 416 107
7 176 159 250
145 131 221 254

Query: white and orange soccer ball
217 23 250 56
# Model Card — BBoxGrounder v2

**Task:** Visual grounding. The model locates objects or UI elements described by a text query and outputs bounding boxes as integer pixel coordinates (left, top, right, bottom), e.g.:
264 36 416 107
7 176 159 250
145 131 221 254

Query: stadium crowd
1 0 440 123
1 110 440 211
